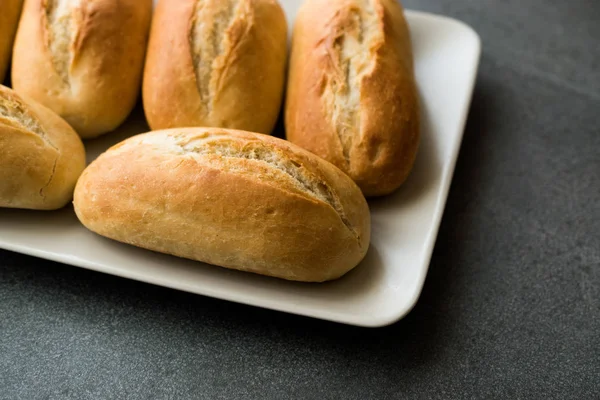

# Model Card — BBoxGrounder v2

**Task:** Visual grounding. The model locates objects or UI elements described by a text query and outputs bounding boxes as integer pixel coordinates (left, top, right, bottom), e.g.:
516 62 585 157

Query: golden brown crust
0 0 24 83
11 0 152 138
73 128 371 282
143 0 288 134
0 85 85 210
285 0 420 197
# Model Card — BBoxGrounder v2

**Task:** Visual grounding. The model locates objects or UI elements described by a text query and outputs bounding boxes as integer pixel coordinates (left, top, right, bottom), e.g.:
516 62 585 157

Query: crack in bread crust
136 132 358 238
322 0 383 162
39 157 58 198
190 0 244 113
44 0 79 85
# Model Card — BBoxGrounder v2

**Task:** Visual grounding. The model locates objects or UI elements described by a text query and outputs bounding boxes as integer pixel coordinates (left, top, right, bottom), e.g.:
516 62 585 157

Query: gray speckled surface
1 0 599 399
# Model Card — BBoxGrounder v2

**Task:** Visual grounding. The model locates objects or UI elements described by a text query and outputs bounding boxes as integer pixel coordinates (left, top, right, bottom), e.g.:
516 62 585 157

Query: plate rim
367 10 483 327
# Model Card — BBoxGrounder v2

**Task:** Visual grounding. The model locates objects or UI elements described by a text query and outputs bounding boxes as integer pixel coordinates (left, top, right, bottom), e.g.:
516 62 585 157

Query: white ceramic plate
0 6 480 327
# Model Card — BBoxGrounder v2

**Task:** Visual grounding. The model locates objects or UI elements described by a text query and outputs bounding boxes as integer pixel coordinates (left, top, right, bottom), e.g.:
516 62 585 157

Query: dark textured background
1 1 599 399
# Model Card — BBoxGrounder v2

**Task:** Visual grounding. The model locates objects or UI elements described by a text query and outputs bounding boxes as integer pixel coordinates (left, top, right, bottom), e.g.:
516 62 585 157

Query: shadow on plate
84 231 386 306
0 204 79 228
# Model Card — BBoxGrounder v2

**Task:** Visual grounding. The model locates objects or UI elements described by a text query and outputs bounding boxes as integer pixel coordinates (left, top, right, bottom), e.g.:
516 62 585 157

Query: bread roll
0 0 24 83
0 85 85 210
74 128 370 282
285 0 420 197
143 0 287 134
11 0 152 139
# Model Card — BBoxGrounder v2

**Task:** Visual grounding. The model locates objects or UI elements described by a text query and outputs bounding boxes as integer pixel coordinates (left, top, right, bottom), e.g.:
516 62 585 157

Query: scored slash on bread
11 0 152 139
0 85 85 210
143 0 288 134
134 131 358 237
285 0 420 197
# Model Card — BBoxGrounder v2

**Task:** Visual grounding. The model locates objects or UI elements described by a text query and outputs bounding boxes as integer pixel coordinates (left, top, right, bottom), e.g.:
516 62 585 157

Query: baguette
74 128 371 282
0 0 24 83
0 85 85 210
285 0 420 197
143 0 288 134
11 0 152 139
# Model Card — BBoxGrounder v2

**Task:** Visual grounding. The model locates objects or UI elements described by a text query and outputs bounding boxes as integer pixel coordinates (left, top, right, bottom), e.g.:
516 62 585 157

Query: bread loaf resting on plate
74 128 371 282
